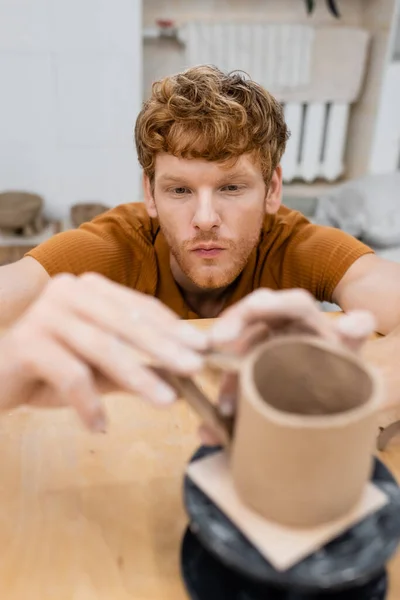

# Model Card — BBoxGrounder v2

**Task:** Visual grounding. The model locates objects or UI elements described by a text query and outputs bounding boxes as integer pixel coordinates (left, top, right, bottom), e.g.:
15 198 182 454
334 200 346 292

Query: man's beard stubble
161 223 264 291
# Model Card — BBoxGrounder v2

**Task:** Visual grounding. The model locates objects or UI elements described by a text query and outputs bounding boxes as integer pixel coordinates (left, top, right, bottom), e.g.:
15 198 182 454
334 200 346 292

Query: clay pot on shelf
70 203 109 228
0 191 45 236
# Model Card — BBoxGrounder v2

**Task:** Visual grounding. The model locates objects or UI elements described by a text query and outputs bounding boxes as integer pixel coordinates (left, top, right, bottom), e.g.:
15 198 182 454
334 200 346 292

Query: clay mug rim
162 334 384 446
240 334 384 430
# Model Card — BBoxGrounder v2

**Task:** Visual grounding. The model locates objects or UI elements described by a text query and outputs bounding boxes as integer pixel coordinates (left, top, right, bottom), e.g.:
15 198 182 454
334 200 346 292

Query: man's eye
172 187 189 195
222 185 241 192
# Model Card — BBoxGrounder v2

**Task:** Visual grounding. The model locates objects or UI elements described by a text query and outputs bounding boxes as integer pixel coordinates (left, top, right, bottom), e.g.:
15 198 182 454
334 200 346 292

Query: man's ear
265 166 282 214
143 173 158 218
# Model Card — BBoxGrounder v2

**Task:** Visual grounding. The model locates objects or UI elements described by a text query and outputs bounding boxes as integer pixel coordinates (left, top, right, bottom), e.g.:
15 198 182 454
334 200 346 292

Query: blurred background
0 0 400 269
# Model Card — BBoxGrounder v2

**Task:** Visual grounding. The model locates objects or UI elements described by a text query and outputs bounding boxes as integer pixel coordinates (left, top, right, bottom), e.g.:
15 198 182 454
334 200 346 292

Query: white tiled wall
345 0 399 178
0 0 142 219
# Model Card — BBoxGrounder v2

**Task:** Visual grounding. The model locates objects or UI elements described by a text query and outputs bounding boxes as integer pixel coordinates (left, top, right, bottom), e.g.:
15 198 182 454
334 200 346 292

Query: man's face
144 153 281 291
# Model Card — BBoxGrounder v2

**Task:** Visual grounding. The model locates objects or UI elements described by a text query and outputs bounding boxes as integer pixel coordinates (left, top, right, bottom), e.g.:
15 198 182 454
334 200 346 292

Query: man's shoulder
260 205 311 246
89 202 160 242
269 205 310 227
26 201 161 284
256 204 372 302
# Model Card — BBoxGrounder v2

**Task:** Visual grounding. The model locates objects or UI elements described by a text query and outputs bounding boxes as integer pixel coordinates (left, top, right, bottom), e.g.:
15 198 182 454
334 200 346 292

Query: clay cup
229 335 383 527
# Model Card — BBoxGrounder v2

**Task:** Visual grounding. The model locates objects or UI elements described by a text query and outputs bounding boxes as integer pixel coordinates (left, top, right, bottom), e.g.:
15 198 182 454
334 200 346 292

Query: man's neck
170 255 234 318
182 286 232 318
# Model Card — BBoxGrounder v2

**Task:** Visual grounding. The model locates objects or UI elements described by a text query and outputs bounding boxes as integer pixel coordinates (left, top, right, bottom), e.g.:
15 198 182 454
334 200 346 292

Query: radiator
281 102 350 182
178 22 369 184
179 22 314 89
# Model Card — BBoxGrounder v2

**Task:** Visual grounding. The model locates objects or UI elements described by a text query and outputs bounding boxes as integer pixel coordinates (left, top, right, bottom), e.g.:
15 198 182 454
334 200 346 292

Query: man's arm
0 204 150 328
333 253 400 412
0 257 50 326
332 254 400 335
0 272 207 431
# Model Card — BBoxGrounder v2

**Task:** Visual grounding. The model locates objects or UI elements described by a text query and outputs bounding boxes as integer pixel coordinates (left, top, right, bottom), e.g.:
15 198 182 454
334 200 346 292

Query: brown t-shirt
26 202 373 319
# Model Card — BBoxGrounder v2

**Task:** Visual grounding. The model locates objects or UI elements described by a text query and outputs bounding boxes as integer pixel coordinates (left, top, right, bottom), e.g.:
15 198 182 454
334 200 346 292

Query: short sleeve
25 205 152 287
267 216 374 303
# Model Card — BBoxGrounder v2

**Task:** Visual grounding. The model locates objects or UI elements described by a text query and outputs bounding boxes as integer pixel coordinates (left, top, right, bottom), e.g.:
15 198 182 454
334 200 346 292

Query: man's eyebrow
157 170 253 186
216 170 253 184
157 175 190 184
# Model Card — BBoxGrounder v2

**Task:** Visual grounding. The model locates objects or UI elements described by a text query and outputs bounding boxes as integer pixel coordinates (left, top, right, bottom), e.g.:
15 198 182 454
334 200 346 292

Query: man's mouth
190 244 226 258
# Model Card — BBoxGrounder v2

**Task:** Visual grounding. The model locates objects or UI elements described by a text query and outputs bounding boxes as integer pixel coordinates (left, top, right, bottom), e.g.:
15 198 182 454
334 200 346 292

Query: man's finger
78 273 208 350
198 423 224 446
45 274 208 353
211 289 332 344
39 311 182 403
218 372 238 417
215 321 270 356
13 335 106 432
34 293 205 377
335 310 376 352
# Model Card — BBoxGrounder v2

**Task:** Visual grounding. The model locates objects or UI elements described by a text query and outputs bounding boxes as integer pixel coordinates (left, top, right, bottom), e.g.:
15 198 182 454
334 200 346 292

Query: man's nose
192 194 221 231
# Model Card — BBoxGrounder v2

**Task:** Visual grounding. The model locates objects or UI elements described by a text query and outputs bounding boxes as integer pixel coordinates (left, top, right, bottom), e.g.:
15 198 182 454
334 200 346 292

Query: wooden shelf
282 181 338 198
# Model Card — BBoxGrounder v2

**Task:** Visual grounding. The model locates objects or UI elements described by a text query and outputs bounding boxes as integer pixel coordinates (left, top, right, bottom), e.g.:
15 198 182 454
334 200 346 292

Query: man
0 65 399 432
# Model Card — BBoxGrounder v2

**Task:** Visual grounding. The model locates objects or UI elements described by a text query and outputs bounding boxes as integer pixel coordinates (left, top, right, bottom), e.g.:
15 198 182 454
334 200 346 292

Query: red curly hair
135 65 289 185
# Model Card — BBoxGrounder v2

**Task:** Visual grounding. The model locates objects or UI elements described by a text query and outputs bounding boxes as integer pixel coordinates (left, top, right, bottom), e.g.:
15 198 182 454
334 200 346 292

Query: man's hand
200 289 376 445
0 273 208 432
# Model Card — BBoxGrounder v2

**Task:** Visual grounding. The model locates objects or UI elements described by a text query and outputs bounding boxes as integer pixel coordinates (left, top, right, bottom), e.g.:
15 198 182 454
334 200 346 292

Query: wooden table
0 319 399 599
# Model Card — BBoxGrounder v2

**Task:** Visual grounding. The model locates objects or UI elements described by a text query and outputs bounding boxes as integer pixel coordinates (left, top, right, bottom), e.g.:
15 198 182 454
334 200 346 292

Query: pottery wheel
183 446 400 593
181 527 388 600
